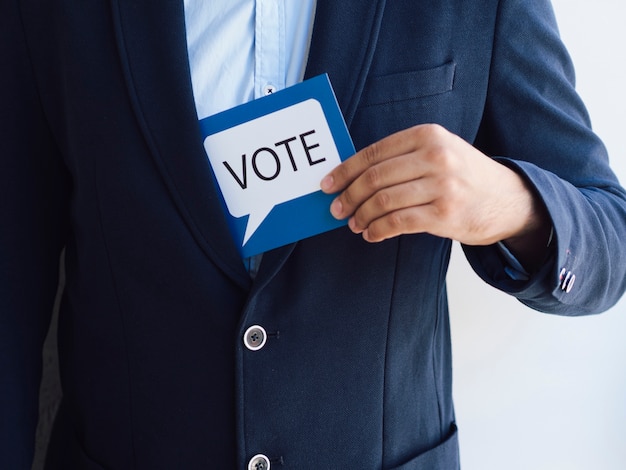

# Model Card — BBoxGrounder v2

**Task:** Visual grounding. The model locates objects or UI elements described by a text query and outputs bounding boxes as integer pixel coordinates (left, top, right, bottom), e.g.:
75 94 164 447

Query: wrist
502 205 553 273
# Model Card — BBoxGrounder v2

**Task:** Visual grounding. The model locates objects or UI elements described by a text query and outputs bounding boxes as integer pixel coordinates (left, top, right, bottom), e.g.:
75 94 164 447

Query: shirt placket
255 0 285 99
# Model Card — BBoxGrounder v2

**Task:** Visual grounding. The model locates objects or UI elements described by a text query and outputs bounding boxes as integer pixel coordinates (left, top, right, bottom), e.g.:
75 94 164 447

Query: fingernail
320 174 334 192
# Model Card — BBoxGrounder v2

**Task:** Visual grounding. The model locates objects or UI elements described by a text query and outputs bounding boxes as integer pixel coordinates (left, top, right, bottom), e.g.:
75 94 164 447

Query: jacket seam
94 153 138 468
430 239 453 439
381 237 403 467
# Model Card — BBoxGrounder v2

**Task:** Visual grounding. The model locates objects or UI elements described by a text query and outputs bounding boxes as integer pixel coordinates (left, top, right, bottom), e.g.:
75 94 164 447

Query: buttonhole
268 330 280 340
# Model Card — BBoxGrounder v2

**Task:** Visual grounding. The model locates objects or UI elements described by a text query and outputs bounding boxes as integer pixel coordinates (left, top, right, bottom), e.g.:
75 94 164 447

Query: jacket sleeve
0 1 70 467
464 0 626 315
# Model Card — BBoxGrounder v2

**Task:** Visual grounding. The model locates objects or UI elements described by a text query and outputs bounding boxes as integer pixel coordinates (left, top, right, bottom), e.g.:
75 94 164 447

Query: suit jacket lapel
305 0 387 126
108 0 386 293
109 0 251 289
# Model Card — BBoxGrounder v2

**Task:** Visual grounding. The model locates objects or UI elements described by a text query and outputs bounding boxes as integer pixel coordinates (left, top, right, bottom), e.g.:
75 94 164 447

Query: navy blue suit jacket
2 0 625 469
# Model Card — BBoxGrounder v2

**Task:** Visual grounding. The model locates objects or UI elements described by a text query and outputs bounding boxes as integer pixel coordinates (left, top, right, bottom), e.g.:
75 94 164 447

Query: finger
348 178 437 233
330 153 428 220
321 125 436 194
320 141 386 196
360 205 441 243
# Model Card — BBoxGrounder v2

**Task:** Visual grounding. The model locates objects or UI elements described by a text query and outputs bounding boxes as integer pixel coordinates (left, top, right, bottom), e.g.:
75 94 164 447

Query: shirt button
248 454 271 470
263 84 277 95
244 325 267 351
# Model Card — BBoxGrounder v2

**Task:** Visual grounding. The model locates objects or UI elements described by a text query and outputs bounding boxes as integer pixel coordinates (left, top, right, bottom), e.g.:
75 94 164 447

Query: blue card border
199 74 355 257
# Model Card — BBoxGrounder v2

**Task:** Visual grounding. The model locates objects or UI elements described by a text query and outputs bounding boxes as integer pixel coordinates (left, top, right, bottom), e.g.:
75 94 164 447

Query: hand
320 124 550 254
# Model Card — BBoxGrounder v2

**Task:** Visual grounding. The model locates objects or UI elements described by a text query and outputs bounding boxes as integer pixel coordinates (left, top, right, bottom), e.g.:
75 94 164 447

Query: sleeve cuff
497 241 530 281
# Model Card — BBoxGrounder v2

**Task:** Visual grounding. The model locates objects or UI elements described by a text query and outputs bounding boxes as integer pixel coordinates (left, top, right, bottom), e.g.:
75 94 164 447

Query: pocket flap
389 424 459 470
361 62 456 106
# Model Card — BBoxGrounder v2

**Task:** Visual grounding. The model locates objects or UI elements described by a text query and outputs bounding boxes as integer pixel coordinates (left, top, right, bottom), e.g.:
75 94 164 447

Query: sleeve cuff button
559 268 576 293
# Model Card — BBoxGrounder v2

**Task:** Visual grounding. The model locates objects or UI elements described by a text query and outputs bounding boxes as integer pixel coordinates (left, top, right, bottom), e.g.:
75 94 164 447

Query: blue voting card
200 74 355 258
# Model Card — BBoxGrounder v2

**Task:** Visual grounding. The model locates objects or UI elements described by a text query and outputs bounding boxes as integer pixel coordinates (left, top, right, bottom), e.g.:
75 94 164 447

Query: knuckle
373 190 392 211
435 201 453 221
387 211 405 231
422 122 446 139
437 175 460 197
364 166 382 190
361 142 381 166
417 124 455 162
334 162 351 183
428 146 458 174
434 194 457 221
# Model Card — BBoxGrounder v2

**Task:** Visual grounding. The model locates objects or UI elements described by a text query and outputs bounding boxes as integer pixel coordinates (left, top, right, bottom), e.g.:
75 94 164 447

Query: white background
449 1 626 469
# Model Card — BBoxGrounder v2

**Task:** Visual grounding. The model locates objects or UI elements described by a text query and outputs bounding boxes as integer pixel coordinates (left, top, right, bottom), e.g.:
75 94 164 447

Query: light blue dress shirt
184 0 317 275
184 0 317 120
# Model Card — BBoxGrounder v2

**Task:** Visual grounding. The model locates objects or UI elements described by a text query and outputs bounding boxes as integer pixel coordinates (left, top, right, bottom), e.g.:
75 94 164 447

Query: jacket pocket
360 62 456 107
388 424 459 470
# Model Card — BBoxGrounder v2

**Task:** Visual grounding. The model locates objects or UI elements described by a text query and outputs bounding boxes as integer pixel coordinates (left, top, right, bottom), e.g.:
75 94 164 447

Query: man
2 1 625 469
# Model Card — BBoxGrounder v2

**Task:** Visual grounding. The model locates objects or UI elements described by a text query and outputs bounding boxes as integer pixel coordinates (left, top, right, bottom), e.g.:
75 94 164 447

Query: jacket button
244 325 267 351
248 454 271 470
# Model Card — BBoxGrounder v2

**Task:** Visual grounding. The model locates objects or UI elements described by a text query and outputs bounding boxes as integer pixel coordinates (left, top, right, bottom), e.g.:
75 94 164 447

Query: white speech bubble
204 99 341 246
